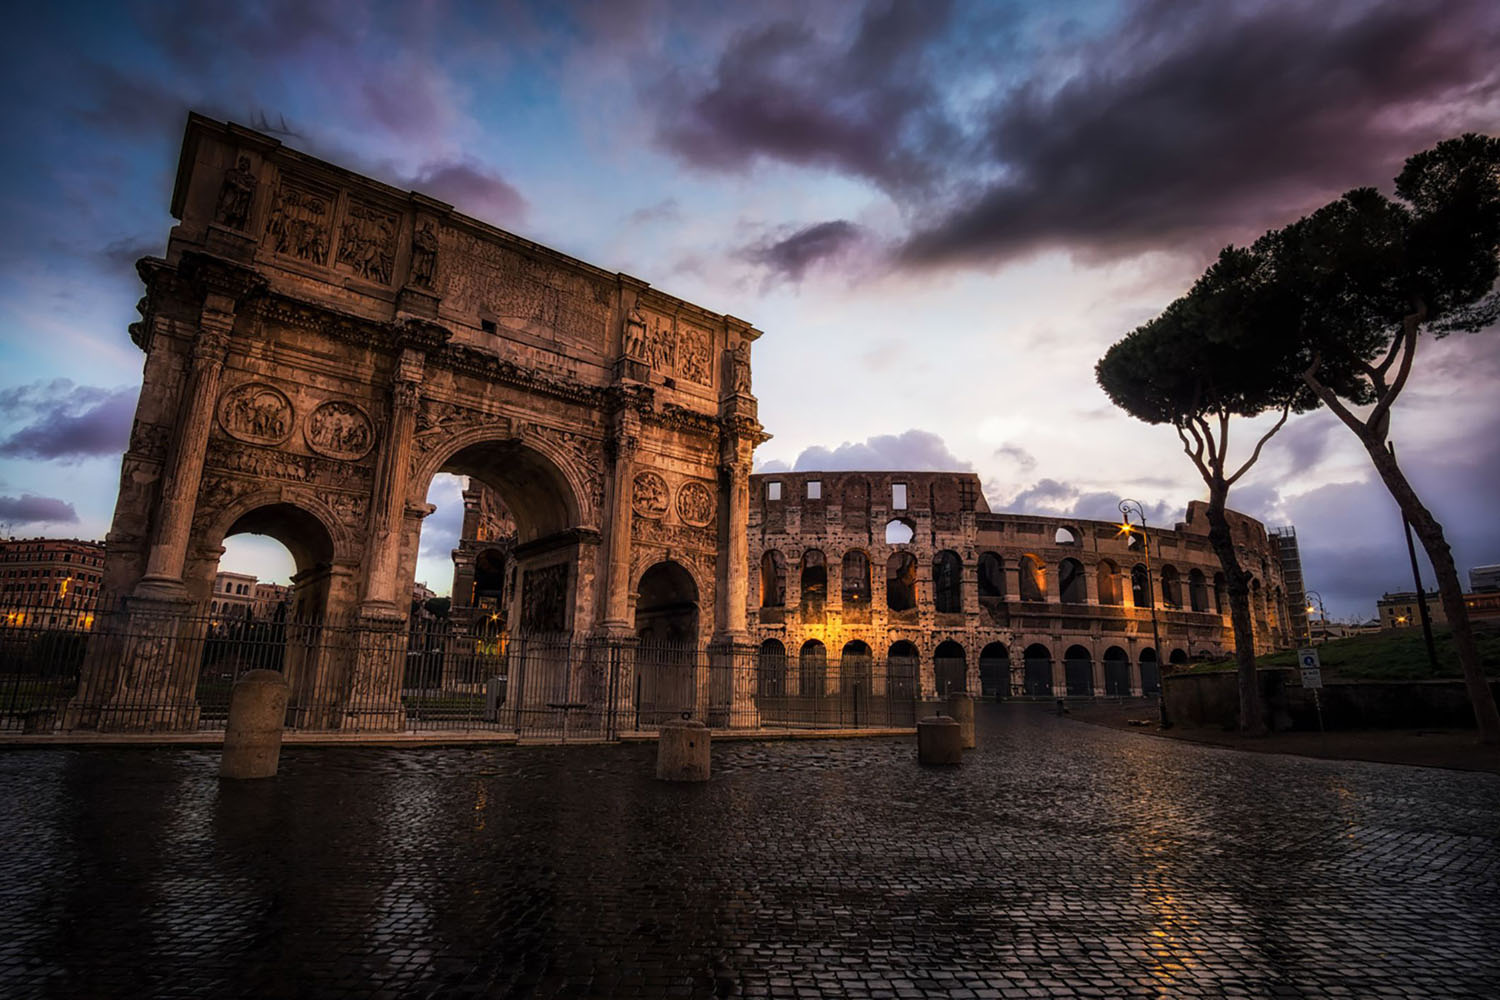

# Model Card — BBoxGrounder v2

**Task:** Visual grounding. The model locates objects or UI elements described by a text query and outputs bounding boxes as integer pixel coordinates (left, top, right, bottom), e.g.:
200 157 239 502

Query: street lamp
1304 590 1326 645
1118 498 1169 729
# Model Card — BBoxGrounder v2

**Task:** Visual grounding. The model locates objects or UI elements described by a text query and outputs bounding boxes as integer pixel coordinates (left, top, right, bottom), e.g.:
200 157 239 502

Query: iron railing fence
0 602 924 738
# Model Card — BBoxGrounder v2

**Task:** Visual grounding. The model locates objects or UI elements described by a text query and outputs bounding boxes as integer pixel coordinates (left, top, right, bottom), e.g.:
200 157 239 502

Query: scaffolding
1269 525 1310 644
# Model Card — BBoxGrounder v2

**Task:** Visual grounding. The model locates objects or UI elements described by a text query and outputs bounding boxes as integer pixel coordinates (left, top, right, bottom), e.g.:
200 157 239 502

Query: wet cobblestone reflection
2 704 1498 998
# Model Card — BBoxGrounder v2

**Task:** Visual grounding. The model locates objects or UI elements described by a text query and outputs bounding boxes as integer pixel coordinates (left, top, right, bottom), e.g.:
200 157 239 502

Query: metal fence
0 602 921 740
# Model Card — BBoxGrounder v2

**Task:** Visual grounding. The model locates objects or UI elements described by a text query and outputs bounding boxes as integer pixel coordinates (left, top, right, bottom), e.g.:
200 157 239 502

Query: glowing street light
1304 589 1327 645
1119 498 1169 729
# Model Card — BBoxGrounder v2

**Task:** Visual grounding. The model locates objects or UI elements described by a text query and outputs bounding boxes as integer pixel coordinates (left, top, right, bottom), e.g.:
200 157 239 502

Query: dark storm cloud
740 220 868 283
97 236 163 275
999 477 1179 524
649 1 961 194
0 494 78 526
0 381 135 461
901 0 1500 267
401 160 527 226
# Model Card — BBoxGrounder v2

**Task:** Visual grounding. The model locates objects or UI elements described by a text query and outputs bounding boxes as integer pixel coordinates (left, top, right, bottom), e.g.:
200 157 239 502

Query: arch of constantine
71 114 765 731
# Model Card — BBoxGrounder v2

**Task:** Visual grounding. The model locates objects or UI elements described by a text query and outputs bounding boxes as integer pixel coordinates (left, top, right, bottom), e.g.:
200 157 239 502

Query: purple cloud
0 380 135 461
403 159 527 226
785 429 974 472
0 494 79 526
739 220 868 283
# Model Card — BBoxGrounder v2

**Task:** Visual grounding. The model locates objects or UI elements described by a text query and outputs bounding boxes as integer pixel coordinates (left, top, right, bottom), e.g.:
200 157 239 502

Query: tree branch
1366 304 1425 439
1176 421 1212 484
1226 399 1292 486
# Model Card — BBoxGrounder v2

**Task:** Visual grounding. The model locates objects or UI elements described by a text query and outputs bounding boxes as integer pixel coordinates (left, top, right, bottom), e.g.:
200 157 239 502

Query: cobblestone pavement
2 704 1498 999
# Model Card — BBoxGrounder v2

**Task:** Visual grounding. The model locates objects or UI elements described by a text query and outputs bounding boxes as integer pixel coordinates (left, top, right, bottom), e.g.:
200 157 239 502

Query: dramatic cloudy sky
1 0 1497 619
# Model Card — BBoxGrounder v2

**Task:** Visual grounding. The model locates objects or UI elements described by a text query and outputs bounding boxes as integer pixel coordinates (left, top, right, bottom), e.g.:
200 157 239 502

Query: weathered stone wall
748 471 1296 699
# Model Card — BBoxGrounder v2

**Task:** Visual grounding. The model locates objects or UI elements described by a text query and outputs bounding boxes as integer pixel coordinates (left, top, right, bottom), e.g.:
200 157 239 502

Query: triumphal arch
73 114 764 731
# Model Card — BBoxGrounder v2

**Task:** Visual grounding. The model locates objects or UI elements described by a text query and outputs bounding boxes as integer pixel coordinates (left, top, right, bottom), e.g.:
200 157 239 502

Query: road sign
1298 647 1323 688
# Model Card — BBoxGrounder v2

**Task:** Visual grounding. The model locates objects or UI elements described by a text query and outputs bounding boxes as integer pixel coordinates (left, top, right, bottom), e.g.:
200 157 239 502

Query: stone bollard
220 669 290 780
656 718 711 782
916 715 962 765
946 692 975 749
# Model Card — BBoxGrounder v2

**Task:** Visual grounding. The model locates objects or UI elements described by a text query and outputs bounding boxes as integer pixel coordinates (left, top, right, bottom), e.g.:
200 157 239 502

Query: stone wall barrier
946 692 975 749
917 715 962 765
220 669 290 780
656 718 711 782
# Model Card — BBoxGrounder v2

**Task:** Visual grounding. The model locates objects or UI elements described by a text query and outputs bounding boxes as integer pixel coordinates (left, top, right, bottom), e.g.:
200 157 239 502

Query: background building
0 537 106 628
1470 565 1500 592
210 571 257 618
747 470 1296 700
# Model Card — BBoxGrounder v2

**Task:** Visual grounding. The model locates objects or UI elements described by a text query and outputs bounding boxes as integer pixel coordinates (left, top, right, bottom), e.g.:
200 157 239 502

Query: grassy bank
1186 621 1500 680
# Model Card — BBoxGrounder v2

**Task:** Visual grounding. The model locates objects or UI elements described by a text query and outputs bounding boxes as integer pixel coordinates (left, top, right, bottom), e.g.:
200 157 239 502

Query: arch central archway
634 560 700 644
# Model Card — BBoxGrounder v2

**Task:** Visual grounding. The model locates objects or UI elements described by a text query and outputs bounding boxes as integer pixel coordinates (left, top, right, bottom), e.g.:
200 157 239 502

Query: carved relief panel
675 480 715 527
676 323 712 386
635 309 715 387
305 400 375 460
632 471 669 518
218 383 294 446
263 177 333 266
336 199 398 284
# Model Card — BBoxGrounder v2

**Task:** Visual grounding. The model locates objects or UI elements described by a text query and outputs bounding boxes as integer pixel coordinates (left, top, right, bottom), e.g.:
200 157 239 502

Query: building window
892 483 907 509
767 481 782 501
806 480 821 500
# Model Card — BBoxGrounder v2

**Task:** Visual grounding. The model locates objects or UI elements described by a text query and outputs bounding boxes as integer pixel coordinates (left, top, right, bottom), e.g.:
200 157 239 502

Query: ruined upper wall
164 113 758 414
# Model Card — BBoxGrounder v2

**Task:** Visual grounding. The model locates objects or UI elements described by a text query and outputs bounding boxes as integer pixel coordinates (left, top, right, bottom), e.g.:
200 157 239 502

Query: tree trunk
1361 437 1500 744
1204 486 1266 734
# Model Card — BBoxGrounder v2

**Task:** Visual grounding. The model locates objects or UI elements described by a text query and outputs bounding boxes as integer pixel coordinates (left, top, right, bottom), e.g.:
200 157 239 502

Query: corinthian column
600 414 638 634
717 427 752 639
136 299 235 597
360 349 424 614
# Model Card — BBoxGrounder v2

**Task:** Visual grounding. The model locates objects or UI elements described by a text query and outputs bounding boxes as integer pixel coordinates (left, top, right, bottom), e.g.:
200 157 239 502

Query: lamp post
1119 499 1169 728
1304 590 1326 645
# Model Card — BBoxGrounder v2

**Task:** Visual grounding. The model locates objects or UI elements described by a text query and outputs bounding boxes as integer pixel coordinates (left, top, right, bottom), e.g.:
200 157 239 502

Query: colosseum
747 470 1303 700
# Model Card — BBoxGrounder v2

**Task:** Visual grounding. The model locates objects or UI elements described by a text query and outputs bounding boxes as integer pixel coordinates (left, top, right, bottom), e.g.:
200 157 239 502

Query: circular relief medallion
218 382 294 446
305 399 375 460
632 471 669 518
676 480 715 526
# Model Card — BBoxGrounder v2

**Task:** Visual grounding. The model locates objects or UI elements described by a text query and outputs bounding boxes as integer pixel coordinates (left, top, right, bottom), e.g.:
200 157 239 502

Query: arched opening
1159 565 1182 609
886 552 918 611
977 552 1005 599
1064 644 1092 696
841 640 873 715
1213 572 1227 614
1126 531 1143 552
1169 648 1188 665
1131 564 1152 607
198 501 338 726
634 561 699 644
1054 525 1080 546
934 640 966 696
799 640 827 698
1019 554 1046 602
887 640 919 699
1022 643 1052 696
933 550 963 613
978 642 1009 698
472 548 507 606
1189 569 1209 612
757 639 786 698
841 549 871 603
800 549 827 604
760 550 786 608
1059 557 1086 604
1103 646 1131 696
416 438 582 641
884 517 915 545
1097 559 1122 605
1139 647 1160 696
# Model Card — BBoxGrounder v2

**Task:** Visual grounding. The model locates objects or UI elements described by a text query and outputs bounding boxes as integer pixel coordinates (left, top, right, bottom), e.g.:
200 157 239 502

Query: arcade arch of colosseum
748 471 1298 700
70 114 765 731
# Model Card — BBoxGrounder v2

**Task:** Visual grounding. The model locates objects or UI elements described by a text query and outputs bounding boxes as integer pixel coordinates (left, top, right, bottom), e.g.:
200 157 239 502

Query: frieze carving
336 199 398 284
410 221 438 289
437 229 609 349
213 155 257 231
327 492 368 527
205 437 373 489
676 480 715 527
305 400 375 460
632 471 669 518
676 323 711 385
639 309 676 373
263 179 331 265
528 423 604 515
218 382 294 445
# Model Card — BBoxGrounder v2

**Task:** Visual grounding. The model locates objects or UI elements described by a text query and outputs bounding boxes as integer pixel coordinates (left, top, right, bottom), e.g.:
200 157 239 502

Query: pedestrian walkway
1 703 1497 998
